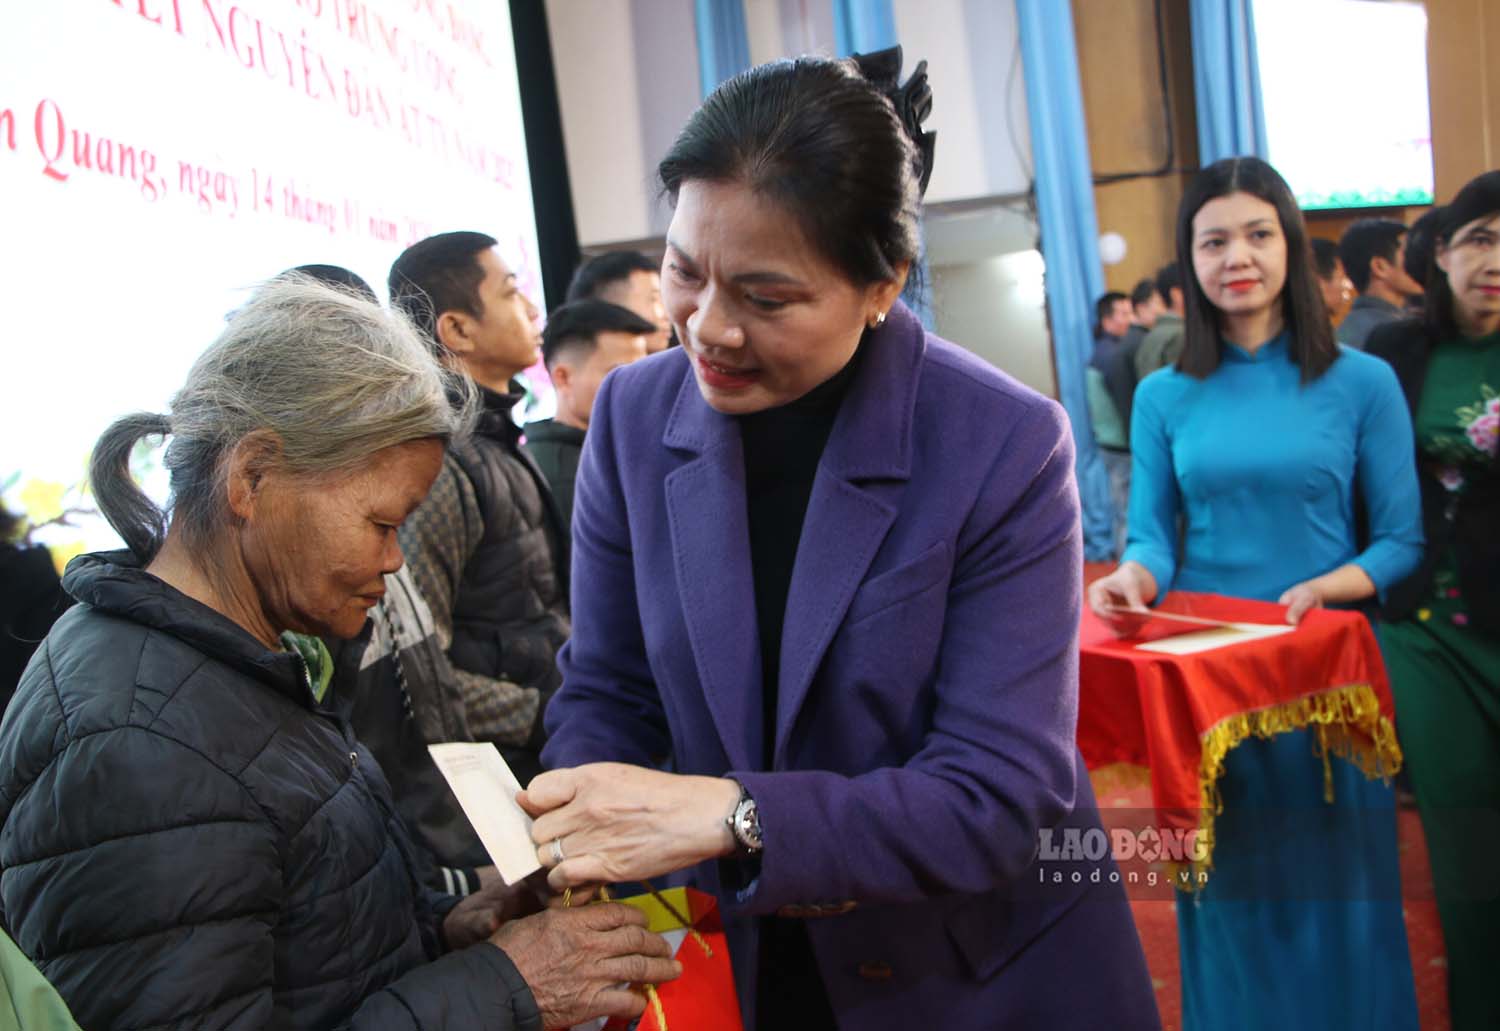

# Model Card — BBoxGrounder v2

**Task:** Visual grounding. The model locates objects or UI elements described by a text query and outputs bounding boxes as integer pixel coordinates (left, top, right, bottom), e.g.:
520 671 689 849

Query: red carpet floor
1099 782 1449 1029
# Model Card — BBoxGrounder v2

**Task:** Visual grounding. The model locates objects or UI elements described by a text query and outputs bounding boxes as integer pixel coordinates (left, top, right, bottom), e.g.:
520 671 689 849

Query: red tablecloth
1078 592 1402 880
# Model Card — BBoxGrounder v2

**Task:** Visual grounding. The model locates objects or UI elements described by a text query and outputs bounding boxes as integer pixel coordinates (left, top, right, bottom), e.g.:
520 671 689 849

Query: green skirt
1381 568 1500 1031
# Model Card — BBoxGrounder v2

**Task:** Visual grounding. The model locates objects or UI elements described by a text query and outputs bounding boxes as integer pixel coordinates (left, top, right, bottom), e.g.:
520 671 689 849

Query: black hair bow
852 45 937 198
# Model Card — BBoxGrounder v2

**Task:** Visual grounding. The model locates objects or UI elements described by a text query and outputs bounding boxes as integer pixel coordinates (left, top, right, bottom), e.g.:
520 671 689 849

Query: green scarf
280 631 334 704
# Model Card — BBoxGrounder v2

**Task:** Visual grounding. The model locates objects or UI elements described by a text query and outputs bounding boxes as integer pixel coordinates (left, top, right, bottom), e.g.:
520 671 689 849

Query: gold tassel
1179 682 1403 893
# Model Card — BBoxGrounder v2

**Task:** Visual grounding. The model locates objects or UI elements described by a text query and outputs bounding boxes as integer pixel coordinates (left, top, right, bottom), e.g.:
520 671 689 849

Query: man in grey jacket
1337 218 1424 349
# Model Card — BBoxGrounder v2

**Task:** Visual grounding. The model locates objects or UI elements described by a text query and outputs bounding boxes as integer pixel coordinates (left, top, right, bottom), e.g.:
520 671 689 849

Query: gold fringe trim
1170 682 1403 893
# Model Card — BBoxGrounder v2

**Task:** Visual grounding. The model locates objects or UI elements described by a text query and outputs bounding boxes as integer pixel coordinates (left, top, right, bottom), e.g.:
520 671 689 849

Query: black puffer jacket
447 388 571 692
0 552 541 1031
1368 318 1500 632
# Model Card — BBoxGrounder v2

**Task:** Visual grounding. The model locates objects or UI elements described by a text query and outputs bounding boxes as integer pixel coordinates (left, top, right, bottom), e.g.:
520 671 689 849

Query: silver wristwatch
725 781 763 855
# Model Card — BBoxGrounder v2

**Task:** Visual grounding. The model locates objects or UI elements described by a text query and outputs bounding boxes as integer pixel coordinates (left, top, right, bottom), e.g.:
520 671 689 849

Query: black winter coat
522 418 586 536
1367 318 1500 633
0 552 541 1030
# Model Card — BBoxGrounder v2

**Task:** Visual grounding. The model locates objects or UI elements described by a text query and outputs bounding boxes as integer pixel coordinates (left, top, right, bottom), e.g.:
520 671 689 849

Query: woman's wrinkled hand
517 763 741 891
1085 562 1159 636
489 903 682 1028
1277 581 1324 625
442 871 547 951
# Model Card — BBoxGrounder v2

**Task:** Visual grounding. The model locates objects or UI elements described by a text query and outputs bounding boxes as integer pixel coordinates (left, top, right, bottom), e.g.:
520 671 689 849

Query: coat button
857 961 894 981
349 751 358 769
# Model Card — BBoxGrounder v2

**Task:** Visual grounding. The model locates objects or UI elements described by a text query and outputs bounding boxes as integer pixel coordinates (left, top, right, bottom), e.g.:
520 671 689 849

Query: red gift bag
567 886 744 1031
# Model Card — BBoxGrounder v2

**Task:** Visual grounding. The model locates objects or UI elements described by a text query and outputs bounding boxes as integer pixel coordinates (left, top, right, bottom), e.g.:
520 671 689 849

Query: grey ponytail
89 412 173 560
88 276 475 563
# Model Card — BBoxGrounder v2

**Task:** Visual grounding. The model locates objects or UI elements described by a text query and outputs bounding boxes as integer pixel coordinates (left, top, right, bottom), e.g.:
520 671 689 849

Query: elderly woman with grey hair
0 278 678 1031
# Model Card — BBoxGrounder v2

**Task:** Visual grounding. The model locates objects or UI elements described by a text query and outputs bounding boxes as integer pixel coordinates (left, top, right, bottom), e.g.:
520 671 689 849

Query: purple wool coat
543 303 1160 1029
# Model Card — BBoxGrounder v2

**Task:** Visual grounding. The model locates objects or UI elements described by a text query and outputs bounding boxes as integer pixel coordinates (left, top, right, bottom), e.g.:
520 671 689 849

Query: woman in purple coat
520 49 1159 1030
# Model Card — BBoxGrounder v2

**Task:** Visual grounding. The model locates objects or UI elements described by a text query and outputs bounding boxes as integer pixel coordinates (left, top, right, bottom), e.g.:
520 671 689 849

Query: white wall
745 0 837 63
548 0 1033 246
892 0 1033 204
546 0 698 245
931 250 1056 399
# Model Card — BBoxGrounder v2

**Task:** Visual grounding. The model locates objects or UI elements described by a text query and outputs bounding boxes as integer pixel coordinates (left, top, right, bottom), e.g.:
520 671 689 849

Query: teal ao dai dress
1121 333 1423 1030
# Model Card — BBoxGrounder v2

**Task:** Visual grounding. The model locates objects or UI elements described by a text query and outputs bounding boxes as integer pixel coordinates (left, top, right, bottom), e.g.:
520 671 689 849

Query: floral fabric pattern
1457 385 1499 457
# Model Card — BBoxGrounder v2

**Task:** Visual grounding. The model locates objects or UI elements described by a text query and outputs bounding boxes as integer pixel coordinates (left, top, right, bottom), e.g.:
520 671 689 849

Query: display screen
1 0 545 557
1254 0 1435 210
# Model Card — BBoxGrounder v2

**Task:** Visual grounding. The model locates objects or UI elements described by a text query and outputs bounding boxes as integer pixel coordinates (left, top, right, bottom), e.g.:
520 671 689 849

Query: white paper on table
1134 622 1295 655
427 742 542 885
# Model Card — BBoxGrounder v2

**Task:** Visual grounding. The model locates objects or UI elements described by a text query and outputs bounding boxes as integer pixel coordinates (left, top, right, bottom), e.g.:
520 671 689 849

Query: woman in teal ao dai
1088 157 1424 1030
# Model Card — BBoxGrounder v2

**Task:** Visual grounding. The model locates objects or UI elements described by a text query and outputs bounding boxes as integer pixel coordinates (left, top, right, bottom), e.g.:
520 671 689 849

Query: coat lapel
662 374 764 771
772 304 925 765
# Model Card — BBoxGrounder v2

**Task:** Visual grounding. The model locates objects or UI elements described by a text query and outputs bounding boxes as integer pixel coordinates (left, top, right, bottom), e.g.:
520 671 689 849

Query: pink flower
1487 396 1499 418
1438 466 1466 492
1467 412 1499 456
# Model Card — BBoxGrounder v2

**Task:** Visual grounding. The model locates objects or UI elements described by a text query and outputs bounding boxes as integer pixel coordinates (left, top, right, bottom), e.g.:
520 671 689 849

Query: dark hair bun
851 46 937 197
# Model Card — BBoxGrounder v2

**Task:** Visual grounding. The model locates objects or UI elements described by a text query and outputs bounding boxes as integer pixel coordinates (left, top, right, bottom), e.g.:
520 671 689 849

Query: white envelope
427 742 543 885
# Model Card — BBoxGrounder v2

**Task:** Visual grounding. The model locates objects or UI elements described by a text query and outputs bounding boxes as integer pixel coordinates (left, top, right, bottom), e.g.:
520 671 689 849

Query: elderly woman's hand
443 871 547 951
488 903 682 1028
517 764 741 891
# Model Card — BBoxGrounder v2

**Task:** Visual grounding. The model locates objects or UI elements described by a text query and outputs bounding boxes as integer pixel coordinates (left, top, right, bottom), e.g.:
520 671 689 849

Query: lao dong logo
1036 825 1208 865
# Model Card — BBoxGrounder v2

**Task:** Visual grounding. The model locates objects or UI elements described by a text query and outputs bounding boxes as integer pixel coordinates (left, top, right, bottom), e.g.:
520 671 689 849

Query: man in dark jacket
1106 276 1160 434
390 233 570 787
525 300 654 532
1133 262 1186 381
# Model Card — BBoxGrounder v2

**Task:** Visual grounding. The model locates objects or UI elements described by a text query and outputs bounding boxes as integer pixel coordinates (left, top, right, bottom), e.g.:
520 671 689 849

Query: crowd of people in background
0 40 1496 1031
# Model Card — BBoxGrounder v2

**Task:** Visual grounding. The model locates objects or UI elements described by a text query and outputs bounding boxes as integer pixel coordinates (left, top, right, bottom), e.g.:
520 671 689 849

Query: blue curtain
1014 0 1115 562
833 0 897 53
695 0 751 99
1190 0 1269 164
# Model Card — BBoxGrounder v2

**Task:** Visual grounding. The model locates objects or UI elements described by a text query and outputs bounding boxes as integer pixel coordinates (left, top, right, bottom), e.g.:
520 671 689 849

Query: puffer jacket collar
471 382 527 447
62 550 315 707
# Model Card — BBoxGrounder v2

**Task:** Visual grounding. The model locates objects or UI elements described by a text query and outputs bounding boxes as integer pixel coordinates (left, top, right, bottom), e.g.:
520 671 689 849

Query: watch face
741 799 763 849
735 797 763 851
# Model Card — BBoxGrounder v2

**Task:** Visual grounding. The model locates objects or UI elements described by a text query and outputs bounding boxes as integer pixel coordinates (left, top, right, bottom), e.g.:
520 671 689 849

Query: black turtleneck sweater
737 349 862 1030
739 349 863 768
